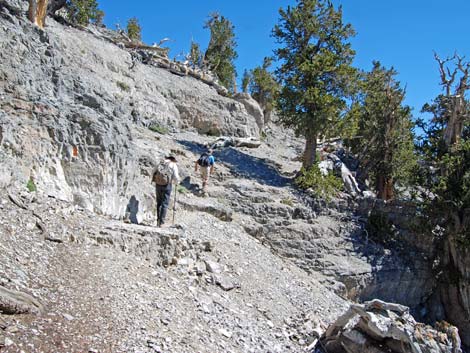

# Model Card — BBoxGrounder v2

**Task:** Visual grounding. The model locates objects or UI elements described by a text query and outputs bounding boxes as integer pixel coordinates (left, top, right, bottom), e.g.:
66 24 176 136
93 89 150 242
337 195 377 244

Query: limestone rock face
233 92 264 132
0 10 259 219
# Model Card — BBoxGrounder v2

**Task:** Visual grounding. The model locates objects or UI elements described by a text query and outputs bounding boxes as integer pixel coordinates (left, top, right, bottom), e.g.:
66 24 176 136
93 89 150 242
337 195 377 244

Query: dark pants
156 184 172 226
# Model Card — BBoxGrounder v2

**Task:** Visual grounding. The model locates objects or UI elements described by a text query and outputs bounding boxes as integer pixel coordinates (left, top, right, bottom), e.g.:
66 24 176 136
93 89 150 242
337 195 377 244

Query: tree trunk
303 134 317 169
439 230 470 349
376 175 394 200
28 0 49 28
443 95 465 149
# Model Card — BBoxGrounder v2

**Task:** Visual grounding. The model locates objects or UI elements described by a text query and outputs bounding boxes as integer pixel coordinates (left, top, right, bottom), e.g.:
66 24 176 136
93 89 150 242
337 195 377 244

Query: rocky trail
0 4 466 352
1 128 462 353
0 130 349 352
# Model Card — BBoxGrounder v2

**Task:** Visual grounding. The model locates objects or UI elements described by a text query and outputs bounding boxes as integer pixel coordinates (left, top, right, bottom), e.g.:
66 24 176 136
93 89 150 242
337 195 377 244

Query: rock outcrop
319 300 462 353
0 5 261 220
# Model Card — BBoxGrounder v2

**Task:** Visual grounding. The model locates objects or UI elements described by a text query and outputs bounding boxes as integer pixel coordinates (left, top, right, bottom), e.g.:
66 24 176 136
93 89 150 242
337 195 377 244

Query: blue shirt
208 155 215 166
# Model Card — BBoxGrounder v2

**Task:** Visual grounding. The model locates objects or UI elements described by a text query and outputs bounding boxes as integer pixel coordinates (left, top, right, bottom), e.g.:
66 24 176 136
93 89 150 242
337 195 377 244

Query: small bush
295 164 343 200
206 128 220 137
177 185 188 194
149 124 168 134
366 210 395 244
116 81 130 92
280 197 294 206
26 179 37 192
260 130 267 141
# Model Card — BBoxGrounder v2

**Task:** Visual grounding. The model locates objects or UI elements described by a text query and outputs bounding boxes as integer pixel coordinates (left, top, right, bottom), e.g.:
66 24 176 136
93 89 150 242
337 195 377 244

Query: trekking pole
172 185 177 225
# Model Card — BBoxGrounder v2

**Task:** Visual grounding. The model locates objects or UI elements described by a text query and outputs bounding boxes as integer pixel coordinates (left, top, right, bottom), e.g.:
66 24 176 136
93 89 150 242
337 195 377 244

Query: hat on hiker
166 156 177 162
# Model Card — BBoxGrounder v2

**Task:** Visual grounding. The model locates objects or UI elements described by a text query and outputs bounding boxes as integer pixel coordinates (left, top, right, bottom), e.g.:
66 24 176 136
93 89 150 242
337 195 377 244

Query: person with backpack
152 156 180 227
194 149 215 194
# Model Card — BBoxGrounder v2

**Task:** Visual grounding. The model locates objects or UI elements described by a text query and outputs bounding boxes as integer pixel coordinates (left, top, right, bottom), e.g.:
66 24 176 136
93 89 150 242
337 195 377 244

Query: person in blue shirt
194 149 215 194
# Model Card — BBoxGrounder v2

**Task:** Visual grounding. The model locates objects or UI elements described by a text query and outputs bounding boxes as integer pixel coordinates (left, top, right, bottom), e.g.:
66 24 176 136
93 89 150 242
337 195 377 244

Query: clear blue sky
99 0 470 116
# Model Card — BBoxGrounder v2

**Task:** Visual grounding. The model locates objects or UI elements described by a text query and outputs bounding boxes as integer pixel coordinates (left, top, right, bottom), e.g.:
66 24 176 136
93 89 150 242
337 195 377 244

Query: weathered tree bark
303 133 317 169
376 175 394 200
435 53 470 150
28 0 49 28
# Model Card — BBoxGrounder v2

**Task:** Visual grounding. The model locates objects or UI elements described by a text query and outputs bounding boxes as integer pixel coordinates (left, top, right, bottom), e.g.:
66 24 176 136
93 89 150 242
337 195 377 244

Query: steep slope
0 4 466 352
0 9 259 219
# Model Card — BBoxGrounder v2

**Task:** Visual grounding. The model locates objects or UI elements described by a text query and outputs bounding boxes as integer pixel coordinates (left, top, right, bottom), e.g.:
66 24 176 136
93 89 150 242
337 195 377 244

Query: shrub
366 210 395 243
26 179 37 192
177 185 188 194
116 81 130 92
280 197 294 206
66 0 102 26
149 124 168 134
295 164 343 200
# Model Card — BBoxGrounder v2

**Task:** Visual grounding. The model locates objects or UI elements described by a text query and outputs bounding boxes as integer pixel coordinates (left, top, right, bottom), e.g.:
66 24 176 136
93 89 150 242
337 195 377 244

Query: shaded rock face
439 236 470 348
0 11 260 218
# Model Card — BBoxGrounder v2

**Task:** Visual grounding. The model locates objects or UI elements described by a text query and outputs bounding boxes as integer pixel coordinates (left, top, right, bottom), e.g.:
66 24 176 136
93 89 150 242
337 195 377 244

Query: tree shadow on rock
177 139 291 187
177 139 208 156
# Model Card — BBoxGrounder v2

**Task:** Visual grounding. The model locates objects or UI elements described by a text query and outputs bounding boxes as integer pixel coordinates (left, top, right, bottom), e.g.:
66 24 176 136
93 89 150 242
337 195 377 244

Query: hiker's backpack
153 160 173 185
197 153 211 167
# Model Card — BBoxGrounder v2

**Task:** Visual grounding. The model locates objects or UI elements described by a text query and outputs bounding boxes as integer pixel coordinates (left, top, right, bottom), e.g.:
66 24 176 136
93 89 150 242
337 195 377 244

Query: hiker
195 149 215 193
152 156 180 227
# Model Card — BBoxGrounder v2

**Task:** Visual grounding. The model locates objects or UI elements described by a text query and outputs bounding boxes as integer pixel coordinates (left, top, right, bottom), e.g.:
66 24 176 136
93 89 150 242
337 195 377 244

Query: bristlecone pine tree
350 61 416 200
189 41 203 69
203 12 238 92
126 17 142 42
418 53 470 241
250 57 279 124
273 0 357 169
417 53 470 346
66 0 101 26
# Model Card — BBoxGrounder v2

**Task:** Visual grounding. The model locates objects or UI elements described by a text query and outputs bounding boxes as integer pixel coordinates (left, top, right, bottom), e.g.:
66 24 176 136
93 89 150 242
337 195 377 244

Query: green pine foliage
273 0 357 169
66 0 102 26
126 17 142 42
295 164 343 200
203 13 238 92
26 178 37 193
249 57 279 122
189 41 203 69
348 61 417 199
433 140 470 245
417 55 470 245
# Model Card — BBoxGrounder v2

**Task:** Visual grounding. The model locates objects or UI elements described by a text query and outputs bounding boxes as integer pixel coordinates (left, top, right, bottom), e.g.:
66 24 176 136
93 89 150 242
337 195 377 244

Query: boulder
320 299 462 353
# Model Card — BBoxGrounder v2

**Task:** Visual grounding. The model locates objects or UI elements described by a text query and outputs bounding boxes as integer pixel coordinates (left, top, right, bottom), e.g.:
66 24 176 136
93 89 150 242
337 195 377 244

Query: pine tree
250 57 279 123
66 0 101 26
350 61 416 200
189 41 203 69
126 17 142 42
203 13 238 91
418 54 470 238
273 0 357 169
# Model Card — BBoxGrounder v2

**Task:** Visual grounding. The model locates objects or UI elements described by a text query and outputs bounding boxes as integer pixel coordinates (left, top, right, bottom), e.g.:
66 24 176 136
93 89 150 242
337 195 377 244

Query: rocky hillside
0 3 467 353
